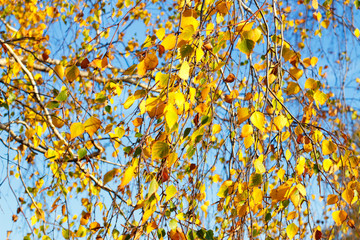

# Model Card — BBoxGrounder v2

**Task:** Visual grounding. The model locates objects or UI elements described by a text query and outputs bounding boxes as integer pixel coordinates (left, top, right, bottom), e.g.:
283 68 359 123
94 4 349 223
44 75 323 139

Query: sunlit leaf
84 117 101 137
166 185 177 201
286 223 298 239
322 139 337 155
241 124 253 137
332 210 347 226
342 188 354 205
70 122 85 139
250 111 265 131
161 34 177 50
178 61 190 80
165 104 178 129
119 166 136 188
144 50 158 70
152 141 170 160
54 65 64 79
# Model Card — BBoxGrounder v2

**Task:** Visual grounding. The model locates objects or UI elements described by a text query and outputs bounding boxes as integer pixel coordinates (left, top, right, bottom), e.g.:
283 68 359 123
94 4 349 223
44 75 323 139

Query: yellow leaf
142 205 156 223
250 111 265 131
146 221 158 234
238 107 251 124
236 21 254 33
156 28 166 40
296 183 306 196
312 0 318 9
342 189 354 205
277 168 285 181
287 211 297 221
355 28 360 38
322 139 337 155
166 185 177 201
244 135 254 148
178 61 190 80
212 124 221 134
76 225 87 237
89 222 100 233
254 156 265 173
84 117 101 137
242 28 262 42
152 141 170 160
252 187 263 203
310 56 318 66
120 165 136 188
285 149 292 160
137 60 146 76
165 104 178 129
305 78 319 89
296 156 306 175
314 90 328 106
179 25 195 41
144 51 158 70
70 122 85 139
286 223 298 239
65 65 80 82
321 19 330 29
289 67 303 80
180 16 199 30
323 159 332 172
54 65 64 79
327 194 338 205
167 152 178 168
161 34 177 50
274 115 287 131
332 210 347 226
286 82 300 95
169 228 186 240
241 124 253 137
124 95 136 109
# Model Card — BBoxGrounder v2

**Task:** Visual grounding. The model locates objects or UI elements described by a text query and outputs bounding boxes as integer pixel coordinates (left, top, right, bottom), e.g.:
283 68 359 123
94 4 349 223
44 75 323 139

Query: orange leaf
332 210 347 226
144 51 158 70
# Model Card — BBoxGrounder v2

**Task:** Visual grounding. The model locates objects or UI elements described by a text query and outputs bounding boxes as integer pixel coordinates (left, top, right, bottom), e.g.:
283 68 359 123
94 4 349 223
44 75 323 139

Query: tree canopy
1 0 360 239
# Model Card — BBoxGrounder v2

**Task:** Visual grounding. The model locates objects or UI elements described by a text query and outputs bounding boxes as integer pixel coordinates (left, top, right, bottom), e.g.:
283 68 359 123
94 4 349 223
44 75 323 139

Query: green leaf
237 38 255 56
56 90 68 102
169 219 177 230
77 148 87 159
148 178 159 196
152 141 169 159
355 0 360 9
62 229 71 239
103 168 120 185
46 101 60 109
180 44 194 59
249 173 262 187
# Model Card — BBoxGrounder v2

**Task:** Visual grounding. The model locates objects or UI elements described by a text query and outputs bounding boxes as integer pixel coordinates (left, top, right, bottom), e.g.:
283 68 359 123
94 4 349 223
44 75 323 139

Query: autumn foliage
1 0 360 239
